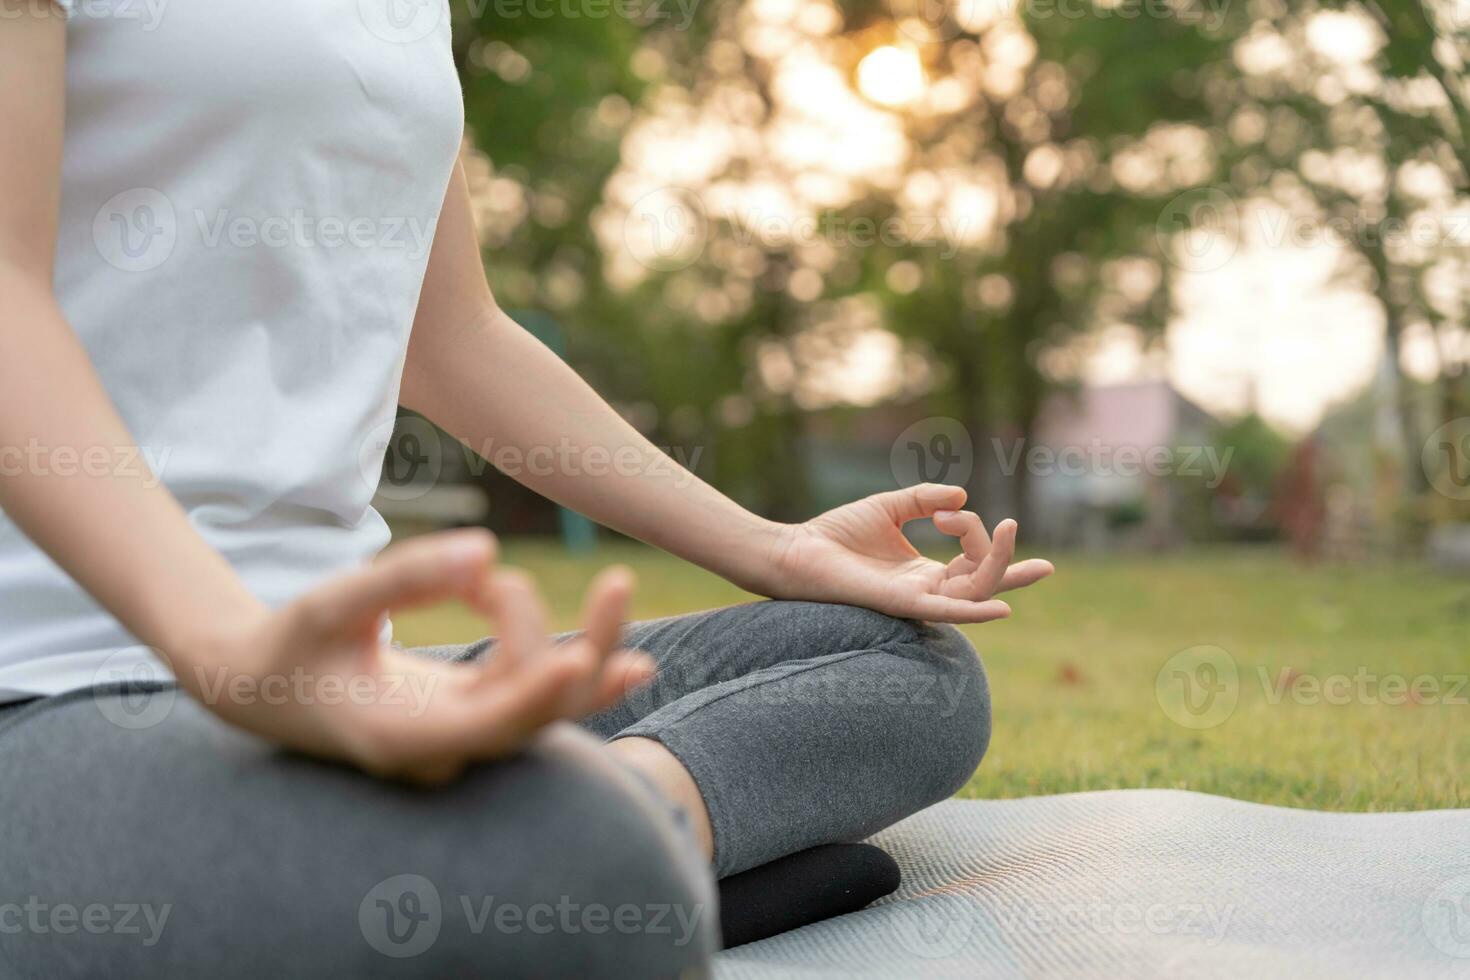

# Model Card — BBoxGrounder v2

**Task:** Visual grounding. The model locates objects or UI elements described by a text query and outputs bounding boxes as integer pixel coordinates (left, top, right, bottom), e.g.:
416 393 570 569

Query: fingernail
934 510 958 520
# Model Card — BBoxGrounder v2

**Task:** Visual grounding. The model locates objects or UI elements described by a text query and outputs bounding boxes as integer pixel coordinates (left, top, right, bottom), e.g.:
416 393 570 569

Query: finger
932 509 991 563
491 643 602 735
587 651 656 713
996 558 1055 594
404 651 588 761
332 652 580 773
553 644 655 719
299 529 496 638
482 569 550 670
906 594 1012 624
872 483 967 526
579 565 635 661
958 518 1017 600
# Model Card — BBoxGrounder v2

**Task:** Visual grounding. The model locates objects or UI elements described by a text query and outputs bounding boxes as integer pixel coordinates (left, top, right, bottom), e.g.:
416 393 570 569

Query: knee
809 603 992 798
902 621 993 797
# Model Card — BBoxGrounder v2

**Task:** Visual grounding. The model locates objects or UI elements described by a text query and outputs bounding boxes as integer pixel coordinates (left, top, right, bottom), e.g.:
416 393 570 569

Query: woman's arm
1 18 646 782
401 163 787 594
0 13 265 658
402 165 1055 622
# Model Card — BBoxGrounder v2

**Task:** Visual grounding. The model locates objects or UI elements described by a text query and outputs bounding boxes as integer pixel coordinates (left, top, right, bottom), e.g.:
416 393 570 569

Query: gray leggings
0 600 990 978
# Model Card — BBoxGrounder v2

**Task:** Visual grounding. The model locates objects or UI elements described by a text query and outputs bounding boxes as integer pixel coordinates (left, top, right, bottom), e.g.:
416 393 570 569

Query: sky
1083 214 1389 434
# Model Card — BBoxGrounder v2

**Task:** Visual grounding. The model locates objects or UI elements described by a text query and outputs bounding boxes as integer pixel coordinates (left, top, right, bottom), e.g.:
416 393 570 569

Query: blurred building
803 381 1222 550
1026 382 1220 550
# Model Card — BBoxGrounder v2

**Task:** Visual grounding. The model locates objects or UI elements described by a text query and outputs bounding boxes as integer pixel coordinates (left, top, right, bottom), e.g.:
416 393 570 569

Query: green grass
393 542 1470 811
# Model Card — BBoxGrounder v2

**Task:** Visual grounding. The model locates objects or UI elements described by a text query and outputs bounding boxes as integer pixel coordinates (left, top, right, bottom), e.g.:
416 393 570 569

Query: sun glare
857 45 925 107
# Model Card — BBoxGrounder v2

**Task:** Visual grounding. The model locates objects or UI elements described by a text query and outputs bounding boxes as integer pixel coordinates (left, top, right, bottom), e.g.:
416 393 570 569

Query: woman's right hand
181 529 653 784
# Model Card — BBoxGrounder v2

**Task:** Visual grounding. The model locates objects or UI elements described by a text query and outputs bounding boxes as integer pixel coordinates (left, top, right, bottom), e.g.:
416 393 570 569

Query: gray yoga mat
714 790 1470 979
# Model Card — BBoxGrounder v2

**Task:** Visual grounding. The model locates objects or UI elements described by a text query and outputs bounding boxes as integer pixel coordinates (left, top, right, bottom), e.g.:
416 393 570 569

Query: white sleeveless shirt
0 0 464 699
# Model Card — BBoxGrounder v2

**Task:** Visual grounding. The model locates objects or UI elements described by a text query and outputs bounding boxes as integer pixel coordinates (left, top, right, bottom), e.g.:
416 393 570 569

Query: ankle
607 736 716 861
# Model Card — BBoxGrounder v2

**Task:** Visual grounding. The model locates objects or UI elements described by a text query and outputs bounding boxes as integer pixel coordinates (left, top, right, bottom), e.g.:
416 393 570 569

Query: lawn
393 542 1470 811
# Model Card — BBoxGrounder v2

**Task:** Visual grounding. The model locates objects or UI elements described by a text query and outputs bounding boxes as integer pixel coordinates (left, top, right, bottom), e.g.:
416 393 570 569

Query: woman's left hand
763 484 1054 624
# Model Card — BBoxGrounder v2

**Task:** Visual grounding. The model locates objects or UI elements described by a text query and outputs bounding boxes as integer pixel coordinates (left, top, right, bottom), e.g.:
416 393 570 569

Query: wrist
728 517 800 598
153 593 270 682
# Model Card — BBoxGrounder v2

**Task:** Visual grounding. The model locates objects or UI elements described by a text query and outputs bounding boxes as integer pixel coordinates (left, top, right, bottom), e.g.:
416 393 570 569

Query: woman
0 2 1052 975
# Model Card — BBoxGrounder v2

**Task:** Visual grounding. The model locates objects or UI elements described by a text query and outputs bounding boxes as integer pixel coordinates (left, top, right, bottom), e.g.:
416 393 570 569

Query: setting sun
856 45 926 107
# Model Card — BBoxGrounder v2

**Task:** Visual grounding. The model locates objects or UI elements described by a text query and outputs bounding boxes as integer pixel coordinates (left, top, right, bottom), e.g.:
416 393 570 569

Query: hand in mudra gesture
192 530 651 784
767 484 1054 623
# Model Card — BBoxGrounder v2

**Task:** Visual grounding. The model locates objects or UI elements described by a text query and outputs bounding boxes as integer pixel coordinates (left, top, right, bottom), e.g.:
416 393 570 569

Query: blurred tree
581 0 1254 520
448 0 1464 536
864 1 1249 518
1198 0 1468 526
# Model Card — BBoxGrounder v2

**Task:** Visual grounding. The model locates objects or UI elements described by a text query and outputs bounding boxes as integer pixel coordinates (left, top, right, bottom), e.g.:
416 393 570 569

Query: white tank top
0 0 464 699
